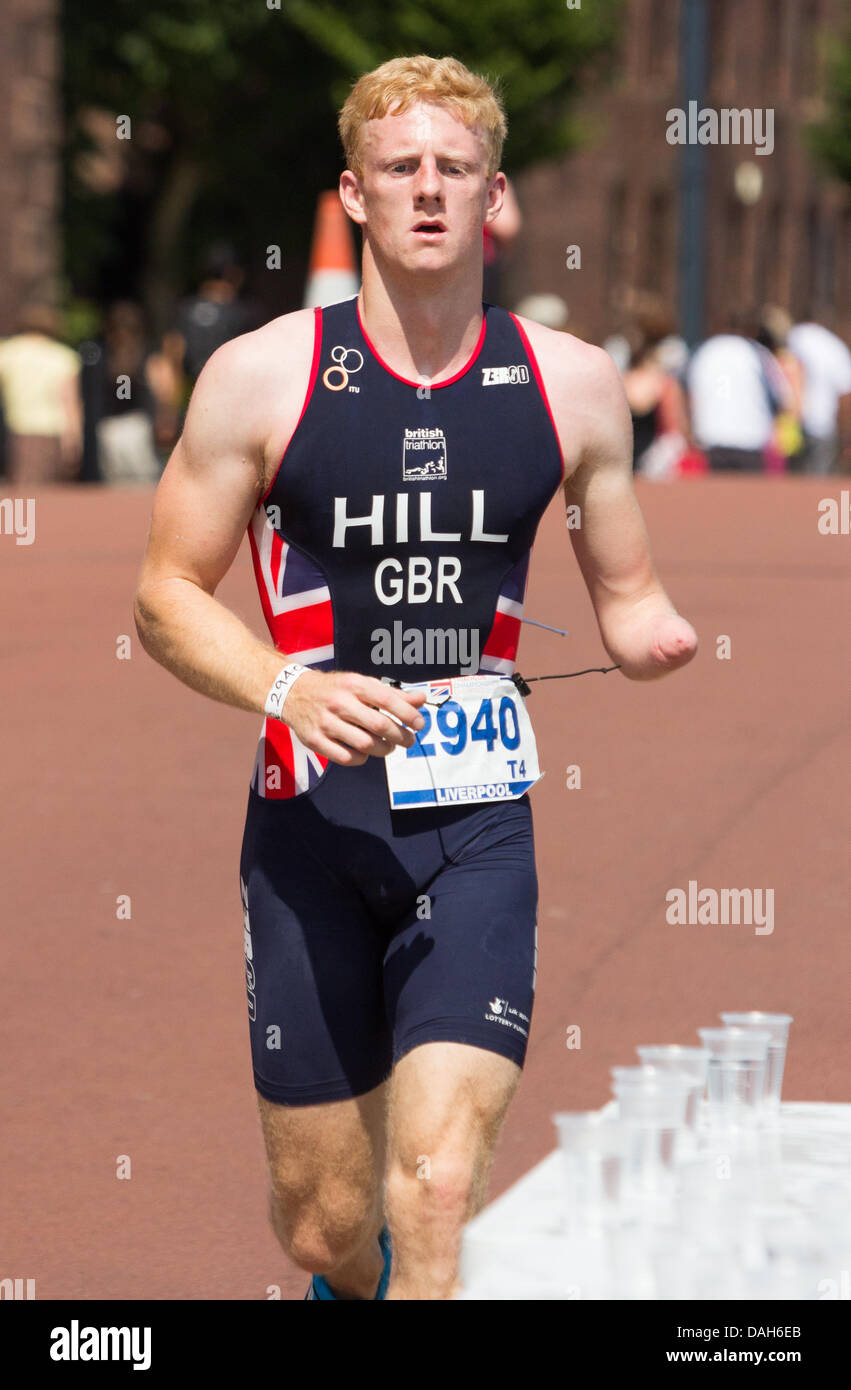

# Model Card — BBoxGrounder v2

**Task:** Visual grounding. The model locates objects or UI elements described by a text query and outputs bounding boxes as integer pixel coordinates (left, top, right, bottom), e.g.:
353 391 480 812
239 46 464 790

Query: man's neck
358 247 485 384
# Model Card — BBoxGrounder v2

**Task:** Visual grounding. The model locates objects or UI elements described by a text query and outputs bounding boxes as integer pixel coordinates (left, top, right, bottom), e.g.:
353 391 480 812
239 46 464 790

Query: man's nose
413 157 442 202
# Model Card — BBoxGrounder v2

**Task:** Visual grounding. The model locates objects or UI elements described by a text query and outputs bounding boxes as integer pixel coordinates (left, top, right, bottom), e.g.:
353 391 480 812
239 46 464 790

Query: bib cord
511 665 621 696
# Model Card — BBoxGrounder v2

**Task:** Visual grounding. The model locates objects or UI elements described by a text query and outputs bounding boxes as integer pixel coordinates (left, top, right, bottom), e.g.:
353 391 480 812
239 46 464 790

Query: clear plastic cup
649 1227 700 1299
676 1152 755 1255
744 1204 833 1300
698 1027 772 1129
634 1055 706 1132
610 1070 694 1211
610 1067 693 1127
552 1112 625 1234
719 1012 793 1116
635 1045 708 1091
607 1221 657 1298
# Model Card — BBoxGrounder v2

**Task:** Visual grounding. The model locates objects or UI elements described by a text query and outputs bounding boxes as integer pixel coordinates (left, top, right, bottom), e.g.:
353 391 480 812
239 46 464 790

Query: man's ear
339 172 367 227
484 171 507 225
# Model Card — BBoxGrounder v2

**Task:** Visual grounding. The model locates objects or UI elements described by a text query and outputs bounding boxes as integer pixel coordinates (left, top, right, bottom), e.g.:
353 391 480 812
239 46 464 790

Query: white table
457 1103 851 1299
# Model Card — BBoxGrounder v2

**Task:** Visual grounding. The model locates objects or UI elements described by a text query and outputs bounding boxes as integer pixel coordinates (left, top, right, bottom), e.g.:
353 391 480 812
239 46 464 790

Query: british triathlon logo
402 426 447 482
323 345 364 392
481 365 529 386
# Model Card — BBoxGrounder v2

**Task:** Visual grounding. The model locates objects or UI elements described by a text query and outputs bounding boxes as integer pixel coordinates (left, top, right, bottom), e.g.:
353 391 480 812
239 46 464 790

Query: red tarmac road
1 477 848 1299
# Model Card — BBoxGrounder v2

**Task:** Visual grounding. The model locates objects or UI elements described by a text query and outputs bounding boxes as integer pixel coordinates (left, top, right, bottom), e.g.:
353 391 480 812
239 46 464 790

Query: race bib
384 675 543 811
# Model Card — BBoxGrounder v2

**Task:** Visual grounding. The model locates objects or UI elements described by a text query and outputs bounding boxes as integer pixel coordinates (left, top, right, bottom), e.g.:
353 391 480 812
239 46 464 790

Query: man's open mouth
412 220 446 235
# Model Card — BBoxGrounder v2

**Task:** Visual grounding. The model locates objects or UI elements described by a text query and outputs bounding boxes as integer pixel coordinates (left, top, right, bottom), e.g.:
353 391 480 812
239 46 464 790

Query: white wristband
264 663 309 722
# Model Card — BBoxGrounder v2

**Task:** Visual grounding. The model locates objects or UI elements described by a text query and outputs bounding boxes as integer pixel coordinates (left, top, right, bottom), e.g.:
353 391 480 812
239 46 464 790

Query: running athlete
134 55 697 1301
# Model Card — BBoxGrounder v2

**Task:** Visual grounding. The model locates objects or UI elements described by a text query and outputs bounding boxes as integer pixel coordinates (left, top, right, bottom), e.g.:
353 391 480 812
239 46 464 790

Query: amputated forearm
596 587 697 680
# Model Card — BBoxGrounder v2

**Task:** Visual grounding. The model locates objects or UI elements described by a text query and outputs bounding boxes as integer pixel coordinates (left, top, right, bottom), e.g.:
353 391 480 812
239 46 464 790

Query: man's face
343 101 502 274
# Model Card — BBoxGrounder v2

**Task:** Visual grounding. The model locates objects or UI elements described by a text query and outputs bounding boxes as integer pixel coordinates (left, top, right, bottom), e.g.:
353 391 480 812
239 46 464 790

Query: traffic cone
303 191 360 308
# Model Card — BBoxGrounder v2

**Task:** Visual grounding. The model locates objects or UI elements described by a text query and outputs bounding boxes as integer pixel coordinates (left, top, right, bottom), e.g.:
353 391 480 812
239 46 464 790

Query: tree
63 0 621 331
808 30 851 189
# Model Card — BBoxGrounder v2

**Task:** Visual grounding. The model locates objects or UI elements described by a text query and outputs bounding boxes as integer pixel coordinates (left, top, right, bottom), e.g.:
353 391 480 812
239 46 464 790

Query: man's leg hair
257 1082 389 1299
383 1041 522 1300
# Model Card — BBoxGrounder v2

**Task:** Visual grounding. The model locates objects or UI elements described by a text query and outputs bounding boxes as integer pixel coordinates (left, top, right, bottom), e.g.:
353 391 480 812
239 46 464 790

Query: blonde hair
338 55 507 180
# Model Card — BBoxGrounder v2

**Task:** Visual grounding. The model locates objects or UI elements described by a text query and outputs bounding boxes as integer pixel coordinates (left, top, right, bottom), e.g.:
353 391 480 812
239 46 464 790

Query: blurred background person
513 292 569 332
787 316 851 475
169 242 263 388
84 301 174 485
621 301 693 478
756 305 806 474
687 311 792 473
0 304 82 486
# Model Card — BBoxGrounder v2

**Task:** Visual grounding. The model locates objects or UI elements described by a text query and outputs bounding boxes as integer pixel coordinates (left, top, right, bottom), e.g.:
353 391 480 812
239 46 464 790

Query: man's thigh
386 1041 521 1209
257 1083 389 1231
240 792 395 1105
383 800 538 1073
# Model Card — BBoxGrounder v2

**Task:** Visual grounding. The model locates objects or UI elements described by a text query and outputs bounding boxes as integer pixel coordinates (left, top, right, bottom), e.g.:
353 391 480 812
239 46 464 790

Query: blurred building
511 0 850 344
0 0 62 332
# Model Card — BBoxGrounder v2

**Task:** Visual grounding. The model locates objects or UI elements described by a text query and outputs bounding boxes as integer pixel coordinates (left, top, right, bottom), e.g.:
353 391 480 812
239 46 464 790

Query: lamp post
679 0 708 348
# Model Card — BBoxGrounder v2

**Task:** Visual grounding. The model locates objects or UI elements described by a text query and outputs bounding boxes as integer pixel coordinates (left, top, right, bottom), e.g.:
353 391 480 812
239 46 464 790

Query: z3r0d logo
323 345 364 392
481 365 529 386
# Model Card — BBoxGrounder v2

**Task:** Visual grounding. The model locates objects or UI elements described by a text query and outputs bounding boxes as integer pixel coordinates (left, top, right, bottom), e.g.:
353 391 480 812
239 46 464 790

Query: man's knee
267 1174 382 1273
385 1046 522 1222
256 1083 388 1272
386 1148 476 1221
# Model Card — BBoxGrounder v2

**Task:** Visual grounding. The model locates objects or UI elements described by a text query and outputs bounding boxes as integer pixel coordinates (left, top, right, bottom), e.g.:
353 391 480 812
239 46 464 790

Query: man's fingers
322 714 411 759
283 670 429 763
348 675 427 727
311 732 368 767
337 701 418 748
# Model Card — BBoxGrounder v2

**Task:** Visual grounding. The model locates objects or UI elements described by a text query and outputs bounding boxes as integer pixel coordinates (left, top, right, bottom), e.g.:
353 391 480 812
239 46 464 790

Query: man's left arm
561 347 698 680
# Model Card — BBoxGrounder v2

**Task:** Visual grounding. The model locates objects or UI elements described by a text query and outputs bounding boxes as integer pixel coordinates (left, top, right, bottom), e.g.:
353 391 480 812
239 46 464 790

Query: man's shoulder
189 307 319 428
182 308 319 476
509 315 630 479
512 314 621 397
206 306 317 378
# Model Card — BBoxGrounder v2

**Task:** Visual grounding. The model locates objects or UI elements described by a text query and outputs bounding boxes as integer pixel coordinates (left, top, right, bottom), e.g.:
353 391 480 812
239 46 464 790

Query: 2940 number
407 695 521 758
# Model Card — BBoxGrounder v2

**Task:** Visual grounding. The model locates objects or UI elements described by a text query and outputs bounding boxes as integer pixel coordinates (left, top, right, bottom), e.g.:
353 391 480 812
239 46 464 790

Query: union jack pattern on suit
478 550 530 676
248 507 332 799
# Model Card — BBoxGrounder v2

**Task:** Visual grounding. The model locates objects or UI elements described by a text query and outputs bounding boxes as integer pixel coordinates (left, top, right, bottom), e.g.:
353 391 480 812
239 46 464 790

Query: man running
134 54 697 1301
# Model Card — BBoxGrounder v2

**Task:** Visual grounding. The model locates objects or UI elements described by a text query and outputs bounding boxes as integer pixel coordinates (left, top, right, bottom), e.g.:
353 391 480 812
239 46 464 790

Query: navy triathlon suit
239 296 564 1105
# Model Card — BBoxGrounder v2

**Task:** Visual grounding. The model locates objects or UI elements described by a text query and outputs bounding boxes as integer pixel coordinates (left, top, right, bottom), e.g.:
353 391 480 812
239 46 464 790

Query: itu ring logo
323 345 364 391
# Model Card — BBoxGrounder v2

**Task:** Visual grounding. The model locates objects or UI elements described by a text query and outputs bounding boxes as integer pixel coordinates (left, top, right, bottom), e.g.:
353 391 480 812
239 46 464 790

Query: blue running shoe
304 1225 392 1300
305 1273 337 1299
375 1223 392 1300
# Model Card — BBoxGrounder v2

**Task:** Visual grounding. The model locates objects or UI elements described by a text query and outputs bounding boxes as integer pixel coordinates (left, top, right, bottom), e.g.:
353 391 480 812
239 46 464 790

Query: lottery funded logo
402 426 447 482
484 995 529 1037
